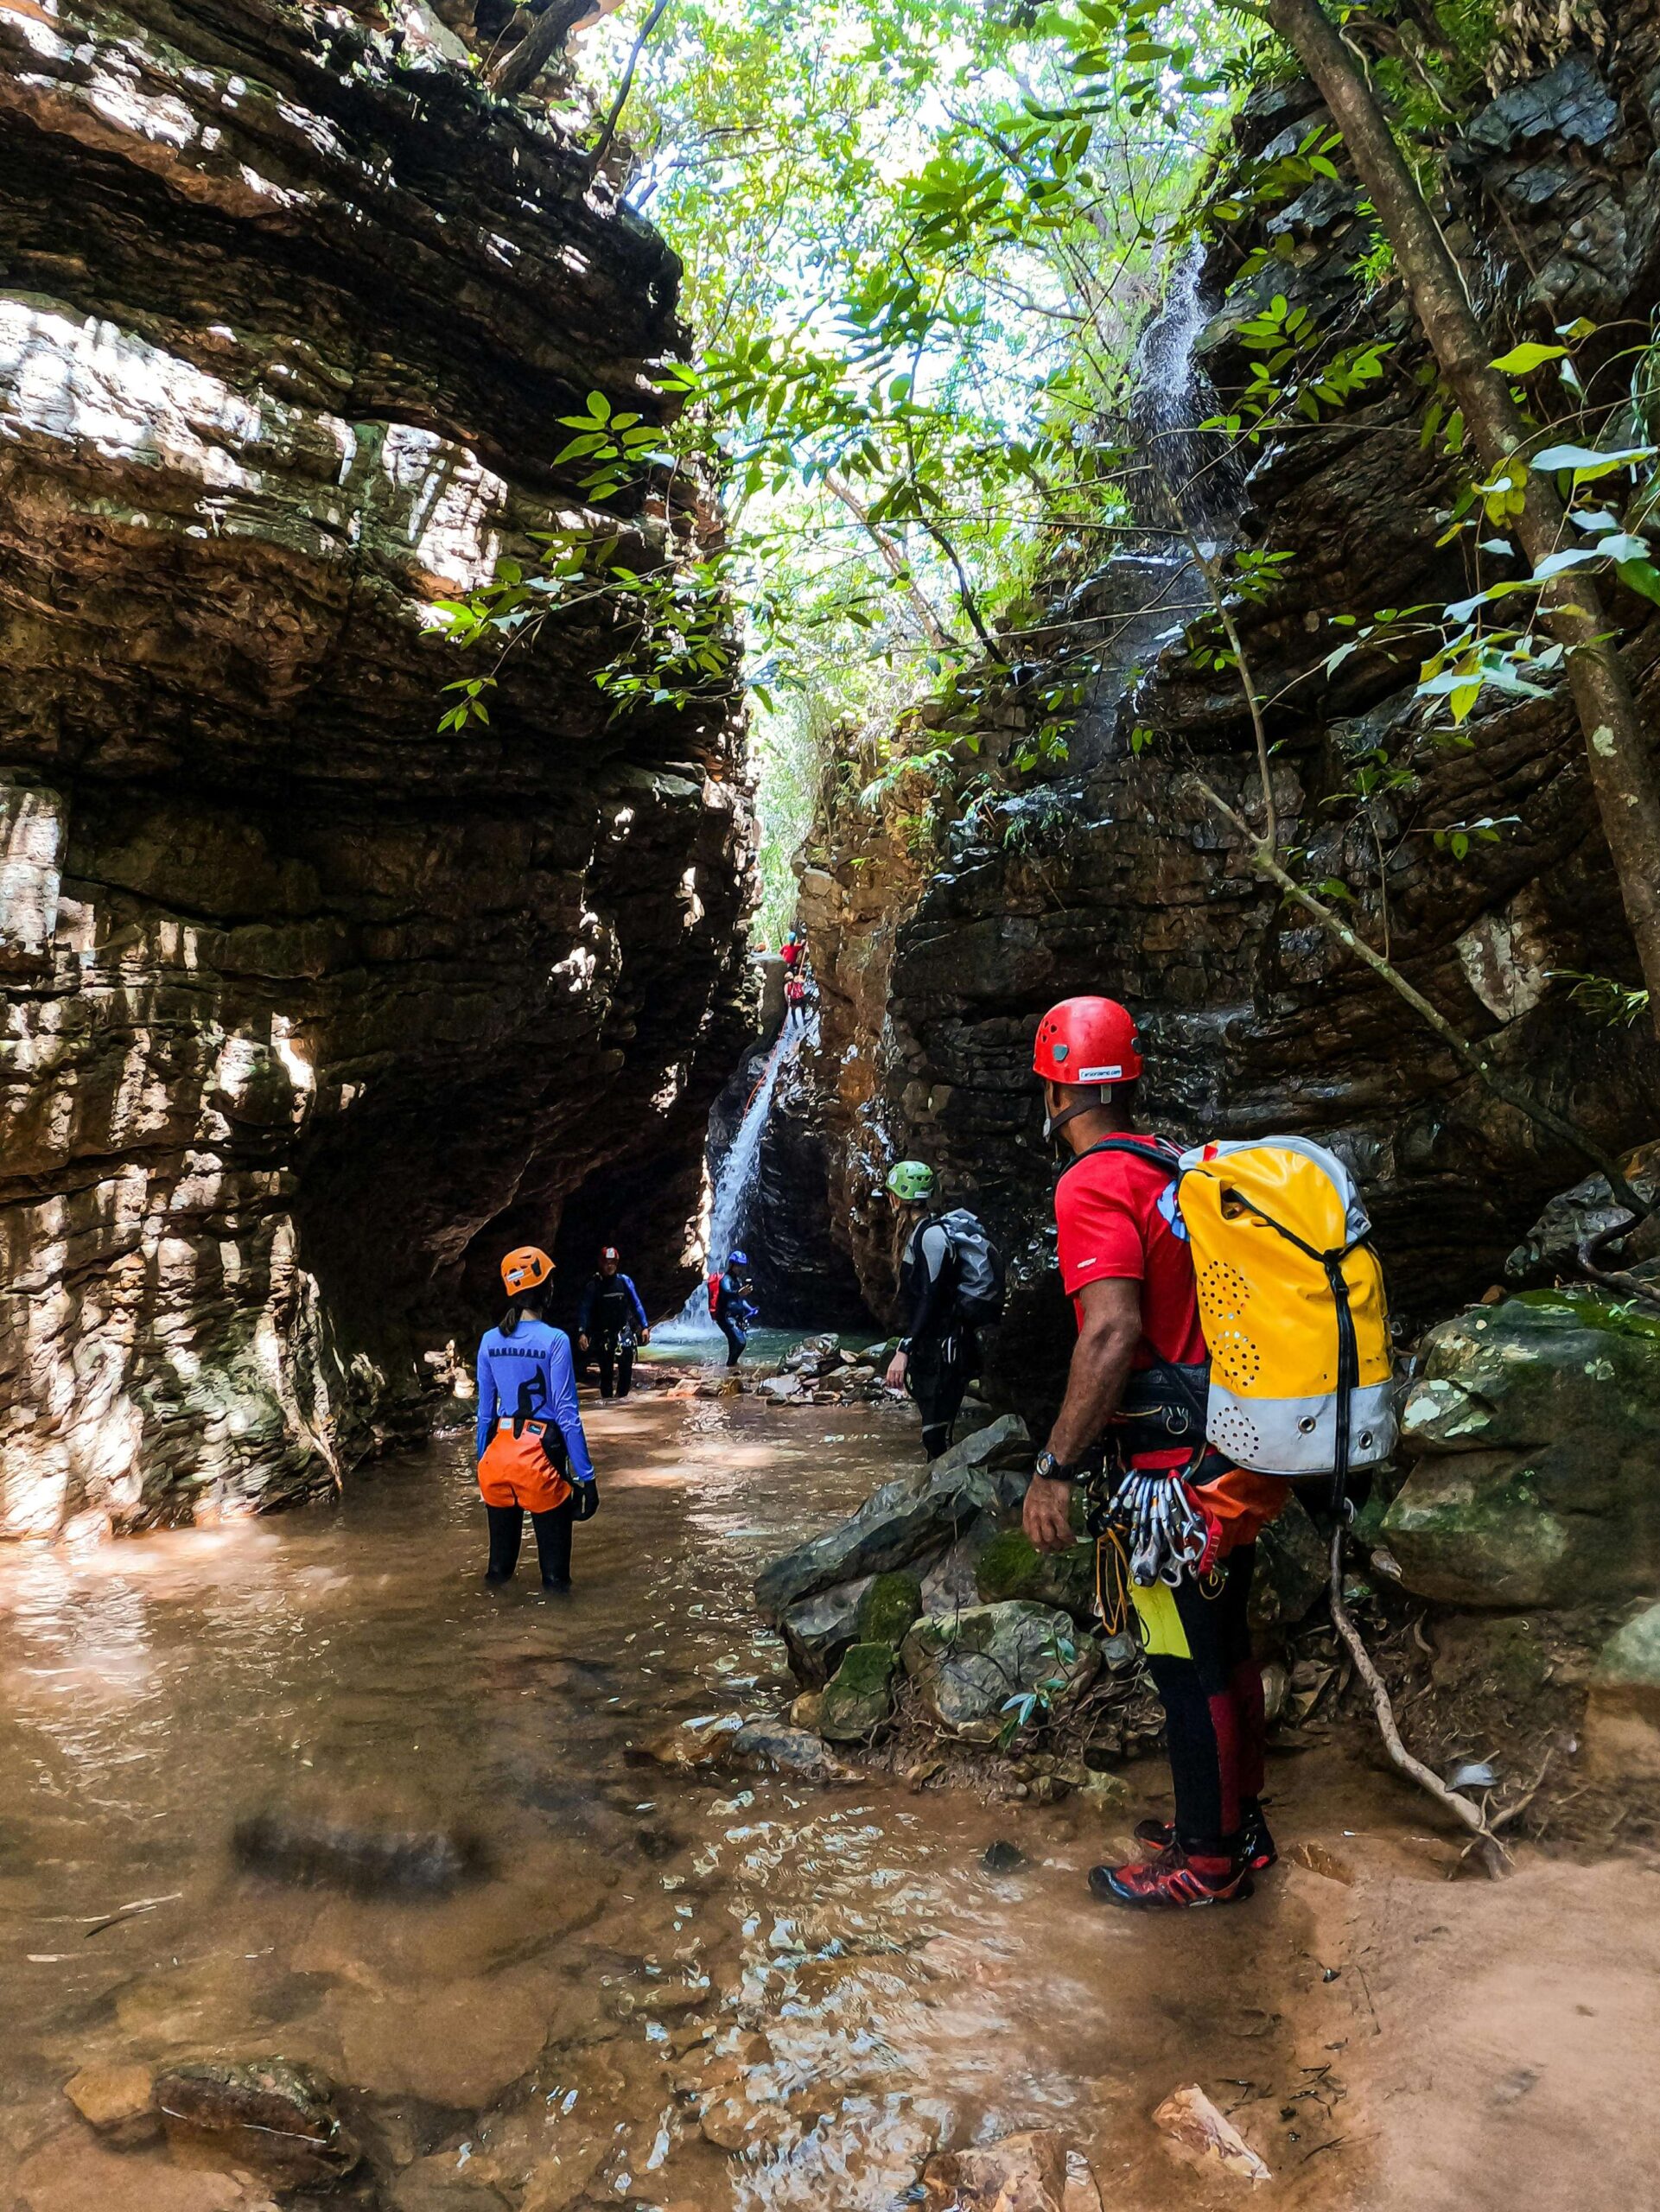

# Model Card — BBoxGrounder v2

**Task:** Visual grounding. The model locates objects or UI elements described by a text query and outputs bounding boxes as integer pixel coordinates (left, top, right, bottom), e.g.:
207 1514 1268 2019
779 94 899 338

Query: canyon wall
0 0 753 1534
796 23 1660 1415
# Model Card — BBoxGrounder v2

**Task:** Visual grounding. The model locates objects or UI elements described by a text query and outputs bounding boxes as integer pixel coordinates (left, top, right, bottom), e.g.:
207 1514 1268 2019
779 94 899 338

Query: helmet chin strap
1041 1090 1107 1146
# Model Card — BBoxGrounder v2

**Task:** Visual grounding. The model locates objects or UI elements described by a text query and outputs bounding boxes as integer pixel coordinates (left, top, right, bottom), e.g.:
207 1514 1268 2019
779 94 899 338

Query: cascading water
1129 239 1246 546
658 1027 798 1339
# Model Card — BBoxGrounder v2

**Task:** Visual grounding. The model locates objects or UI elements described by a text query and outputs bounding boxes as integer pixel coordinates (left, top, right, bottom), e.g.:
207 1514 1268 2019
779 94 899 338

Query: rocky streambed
2 1384 1657 2212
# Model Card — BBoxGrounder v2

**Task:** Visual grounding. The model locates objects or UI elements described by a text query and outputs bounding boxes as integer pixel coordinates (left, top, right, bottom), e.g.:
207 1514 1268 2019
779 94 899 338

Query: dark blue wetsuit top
715 1273 757 1326
576 1273 649 1335
475 1320 594 1480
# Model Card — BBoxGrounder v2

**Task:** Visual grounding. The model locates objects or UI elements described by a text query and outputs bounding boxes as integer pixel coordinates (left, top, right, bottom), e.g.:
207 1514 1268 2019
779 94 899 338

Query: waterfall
658 1030 795 1338
1129 239 1245 546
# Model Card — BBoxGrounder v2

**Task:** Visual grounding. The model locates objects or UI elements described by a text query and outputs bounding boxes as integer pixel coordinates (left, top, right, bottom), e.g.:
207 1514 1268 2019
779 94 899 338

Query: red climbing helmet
600 1246 620 1264
1032 996 1143 1086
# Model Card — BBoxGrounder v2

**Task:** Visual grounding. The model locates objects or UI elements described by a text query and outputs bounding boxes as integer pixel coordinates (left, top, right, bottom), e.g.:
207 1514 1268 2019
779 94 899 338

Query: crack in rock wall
0 0 754 1534
796 22 1660 1421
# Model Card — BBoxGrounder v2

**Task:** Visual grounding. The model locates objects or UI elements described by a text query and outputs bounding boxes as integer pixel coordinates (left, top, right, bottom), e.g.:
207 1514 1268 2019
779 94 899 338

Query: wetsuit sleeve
623 1274 649 1330
576 1278 595 1333
906 1223 955 1340
544 1331 594 1482
474 1339 498 1462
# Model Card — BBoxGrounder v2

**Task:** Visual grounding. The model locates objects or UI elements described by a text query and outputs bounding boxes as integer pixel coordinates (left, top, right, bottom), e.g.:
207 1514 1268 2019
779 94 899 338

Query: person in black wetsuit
713 1251 757 1368
881 1161 974 1460
576 1247 651 1399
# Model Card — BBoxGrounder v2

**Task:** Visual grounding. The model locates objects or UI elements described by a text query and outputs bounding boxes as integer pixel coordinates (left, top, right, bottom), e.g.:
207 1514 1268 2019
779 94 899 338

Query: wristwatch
1034 1450 1079 1484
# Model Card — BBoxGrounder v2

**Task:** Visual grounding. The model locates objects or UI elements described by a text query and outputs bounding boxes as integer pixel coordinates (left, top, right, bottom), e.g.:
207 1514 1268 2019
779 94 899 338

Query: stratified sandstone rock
792 24 1660 1423
0 0 753 1532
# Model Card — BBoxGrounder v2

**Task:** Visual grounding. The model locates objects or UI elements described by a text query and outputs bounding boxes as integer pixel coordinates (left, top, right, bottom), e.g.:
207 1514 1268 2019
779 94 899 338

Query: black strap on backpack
1057 1135 1211 1452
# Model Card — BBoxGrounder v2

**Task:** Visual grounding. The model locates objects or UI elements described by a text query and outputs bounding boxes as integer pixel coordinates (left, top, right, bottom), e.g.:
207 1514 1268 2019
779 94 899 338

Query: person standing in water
577 1245 651 1400
713 1250 758 1368
475 1246 596 1593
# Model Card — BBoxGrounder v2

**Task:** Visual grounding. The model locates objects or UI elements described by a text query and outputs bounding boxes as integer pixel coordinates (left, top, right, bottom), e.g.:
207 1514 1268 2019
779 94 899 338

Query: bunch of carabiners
1103 1465 1220 1588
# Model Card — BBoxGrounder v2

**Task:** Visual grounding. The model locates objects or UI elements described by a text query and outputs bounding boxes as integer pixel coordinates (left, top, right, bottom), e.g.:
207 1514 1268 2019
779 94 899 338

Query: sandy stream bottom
0 1387 1654 2212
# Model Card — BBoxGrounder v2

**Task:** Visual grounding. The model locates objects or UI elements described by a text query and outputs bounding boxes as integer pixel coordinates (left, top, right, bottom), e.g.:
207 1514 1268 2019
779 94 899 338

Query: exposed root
1327 1529 1511 1878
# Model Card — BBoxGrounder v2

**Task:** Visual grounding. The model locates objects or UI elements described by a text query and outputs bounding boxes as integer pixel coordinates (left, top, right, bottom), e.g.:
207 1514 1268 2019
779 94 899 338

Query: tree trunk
489 0 591 98
1265 0 1660 1037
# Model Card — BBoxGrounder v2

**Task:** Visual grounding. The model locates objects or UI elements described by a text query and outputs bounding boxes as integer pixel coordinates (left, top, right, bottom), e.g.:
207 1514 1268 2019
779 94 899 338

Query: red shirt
1054 1134 1286 1542
1055 1137 1204 1370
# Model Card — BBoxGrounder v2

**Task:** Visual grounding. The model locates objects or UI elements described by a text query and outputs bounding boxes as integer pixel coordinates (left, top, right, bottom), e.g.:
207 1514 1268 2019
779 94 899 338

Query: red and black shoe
1089 1843 1254 1910
1132 1801 1277 1873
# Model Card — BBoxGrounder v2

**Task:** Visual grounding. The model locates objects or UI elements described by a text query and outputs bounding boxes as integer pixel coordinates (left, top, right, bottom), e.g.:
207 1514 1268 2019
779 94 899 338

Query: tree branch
824 472 960 652
1190 772 1655 1218
588 0 671 175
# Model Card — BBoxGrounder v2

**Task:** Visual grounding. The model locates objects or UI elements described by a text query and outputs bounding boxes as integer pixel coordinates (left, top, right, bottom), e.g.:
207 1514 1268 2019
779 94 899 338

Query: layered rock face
0 0 752 1533
797 26 1660 1416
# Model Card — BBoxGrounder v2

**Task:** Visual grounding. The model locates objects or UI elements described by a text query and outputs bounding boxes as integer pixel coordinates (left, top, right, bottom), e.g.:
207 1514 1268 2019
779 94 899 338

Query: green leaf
1531 442 1657 482
1615 557 1660 606
1489 342 1568 374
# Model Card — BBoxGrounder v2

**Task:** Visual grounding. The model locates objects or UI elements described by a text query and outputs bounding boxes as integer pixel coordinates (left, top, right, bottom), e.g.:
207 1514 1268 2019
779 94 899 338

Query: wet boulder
1250 1494 1328 1631
755 1457 1004 1621
974 1528 1096 1621
922 2128 1098 2211
928 1413 1034 1511
900 1601 1097 1739
63 2064 157 2146
732 1719 861 1781
1504 1141 1660 1285
780 1332 845 1376
1385 1292 1660 1605
817 1642 898 1741
779 1574 875 1685
152 2058 358 2186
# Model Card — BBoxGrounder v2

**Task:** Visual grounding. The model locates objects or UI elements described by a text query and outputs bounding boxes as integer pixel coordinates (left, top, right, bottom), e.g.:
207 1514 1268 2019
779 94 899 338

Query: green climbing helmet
886 1160 936 1203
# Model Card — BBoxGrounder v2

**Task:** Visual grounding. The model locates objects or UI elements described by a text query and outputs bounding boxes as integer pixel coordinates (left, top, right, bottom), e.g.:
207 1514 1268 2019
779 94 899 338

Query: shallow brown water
2 1387 1656 2212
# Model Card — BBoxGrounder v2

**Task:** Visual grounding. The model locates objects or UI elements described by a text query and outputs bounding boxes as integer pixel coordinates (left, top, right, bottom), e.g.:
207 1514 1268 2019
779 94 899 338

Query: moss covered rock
973 1528 1096 1619
857 1571 924 1647
900 1601 1097 1739
1387 1292 1660 1606
818 1642 898 1742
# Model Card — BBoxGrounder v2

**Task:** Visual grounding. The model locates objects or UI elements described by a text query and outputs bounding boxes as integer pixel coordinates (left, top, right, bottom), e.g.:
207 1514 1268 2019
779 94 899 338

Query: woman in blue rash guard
475 1247 596 1592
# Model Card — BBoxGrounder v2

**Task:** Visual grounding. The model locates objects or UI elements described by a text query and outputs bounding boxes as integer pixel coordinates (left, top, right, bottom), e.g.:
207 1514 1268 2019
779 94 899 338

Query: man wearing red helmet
1025 996 1286 1910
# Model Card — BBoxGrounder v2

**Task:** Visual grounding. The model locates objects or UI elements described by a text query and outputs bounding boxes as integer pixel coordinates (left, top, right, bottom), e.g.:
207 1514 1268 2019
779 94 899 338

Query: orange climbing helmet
500 1246 555 1296
1032 995 1143 1087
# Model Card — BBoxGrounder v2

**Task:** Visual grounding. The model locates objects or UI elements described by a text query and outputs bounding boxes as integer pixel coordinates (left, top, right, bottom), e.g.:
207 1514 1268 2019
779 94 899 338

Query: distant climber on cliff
883 1163 1005 1460
475 1247 598 1594
712 1251 758 1368
577 1246 651 1400
784 968 809 1032
780 925 804 971
1021 997 1287 1910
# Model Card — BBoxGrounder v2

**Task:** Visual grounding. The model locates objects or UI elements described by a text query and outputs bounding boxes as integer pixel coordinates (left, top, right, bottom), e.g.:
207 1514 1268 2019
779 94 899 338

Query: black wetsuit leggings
595 1331 634 1399
717 1315 747 1368
486 1498 576 1585
908 1330 973 1459
1142 1543 1264 1857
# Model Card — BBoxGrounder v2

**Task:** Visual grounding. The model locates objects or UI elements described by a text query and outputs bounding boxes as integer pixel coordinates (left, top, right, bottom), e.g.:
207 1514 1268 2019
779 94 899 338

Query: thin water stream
1 1388 1651 2212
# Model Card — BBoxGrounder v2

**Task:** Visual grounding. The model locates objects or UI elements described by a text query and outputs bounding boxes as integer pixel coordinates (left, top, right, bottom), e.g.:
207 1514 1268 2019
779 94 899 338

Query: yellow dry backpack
1176 1135 1396 1503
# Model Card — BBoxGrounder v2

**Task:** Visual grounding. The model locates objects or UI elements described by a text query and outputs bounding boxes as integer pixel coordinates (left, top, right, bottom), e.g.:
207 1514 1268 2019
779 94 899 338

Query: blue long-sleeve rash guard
475 1320 595 1480
576 1272 649 1335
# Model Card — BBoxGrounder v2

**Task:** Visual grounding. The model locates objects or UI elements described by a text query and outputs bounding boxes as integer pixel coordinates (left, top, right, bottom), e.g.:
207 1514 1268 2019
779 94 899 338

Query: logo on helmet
1053 1041 1069 1062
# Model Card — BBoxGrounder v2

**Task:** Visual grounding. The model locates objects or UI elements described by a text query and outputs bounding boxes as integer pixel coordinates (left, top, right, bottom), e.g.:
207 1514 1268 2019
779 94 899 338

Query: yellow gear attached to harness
1176 1135 1396 1503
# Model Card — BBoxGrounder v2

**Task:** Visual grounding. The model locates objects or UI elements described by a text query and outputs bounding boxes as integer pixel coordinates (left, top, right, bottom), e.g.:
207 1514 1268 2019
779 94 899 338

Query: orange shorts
1190 1466 1290 1556
478 1421 570 1515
